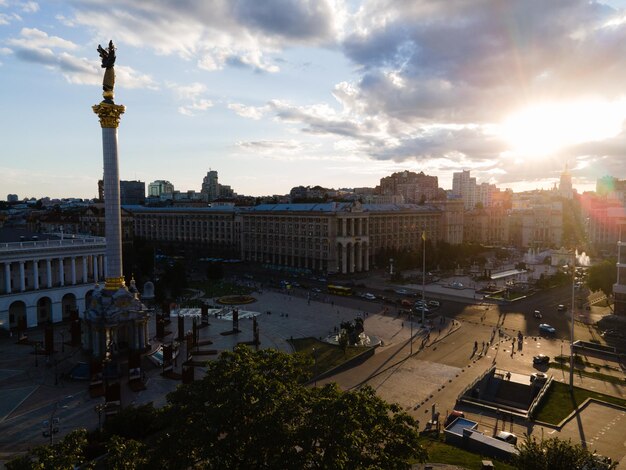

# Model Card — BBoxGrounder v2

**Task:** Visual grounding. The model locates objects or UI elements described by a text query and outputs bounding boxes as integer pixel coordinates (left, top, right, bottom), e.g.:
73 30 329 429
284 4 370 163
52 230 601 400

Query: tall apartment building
614 216 626 315
201 171 219 201
559 164 573 199
452 170 477 210
148 180 175 198
0 228 106 331
120 180 145 205
378 171 440 203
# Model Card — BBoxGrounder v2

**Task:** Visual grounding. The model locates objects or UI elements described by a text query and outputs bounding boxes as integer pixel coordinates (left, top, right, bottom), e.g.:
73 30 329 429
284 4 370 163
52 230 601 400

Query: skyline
3 1 626 199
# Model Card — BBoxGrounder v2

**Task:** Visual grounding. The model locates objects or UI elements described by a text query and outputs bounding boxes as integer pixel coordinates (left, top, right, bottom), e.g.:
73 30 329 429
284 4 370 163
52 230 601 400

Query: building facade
614 217 626 315
0 230 106 331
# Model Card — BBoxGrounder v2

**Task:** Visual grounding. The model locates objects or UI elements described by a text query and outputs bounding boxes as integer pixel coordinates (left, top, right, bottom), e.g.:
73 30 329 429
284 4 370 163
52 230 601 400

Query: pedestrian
474 340 478 350
402 322 404 328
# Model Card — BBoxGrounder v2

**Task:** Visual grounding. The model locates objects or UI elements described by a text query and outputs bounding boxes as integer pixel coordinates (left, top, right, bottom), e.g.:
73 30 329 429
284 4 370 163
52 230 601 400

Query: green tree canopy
514 436 615 470
153 345 426 469
586 259 617 299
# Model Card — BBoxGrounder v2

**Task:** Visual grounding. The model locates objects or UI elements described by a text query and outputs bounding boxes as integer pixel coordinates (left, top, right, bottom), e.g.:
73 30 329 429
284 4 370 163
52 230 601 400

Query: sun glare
500 99 626 157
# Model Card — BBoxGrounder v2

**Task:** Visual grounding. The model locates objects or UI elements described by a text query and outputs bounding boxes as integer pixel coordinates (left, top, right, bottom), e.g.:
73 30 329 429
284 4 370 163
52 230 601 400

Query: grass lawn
289 337 372 377
417 435 515 470
533 381 626 424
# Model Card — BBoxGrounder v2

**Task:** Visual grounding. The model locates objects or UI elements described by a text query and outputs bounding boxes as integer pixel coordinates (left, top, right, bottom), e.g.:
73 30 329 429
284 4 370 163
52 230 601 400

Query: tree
587 259 617 299
103 435 147 470
7 429 93 470
514 436 615 470
152 346 426 469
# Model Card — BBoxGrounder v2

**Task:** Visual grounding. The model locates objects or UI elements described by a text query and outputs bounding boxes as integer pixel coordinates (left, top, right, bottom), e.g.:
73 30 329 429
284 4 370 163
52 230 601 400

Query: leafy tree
513 436 615 470
7 429 93 470
152 346 426 469
103 435 147 470
587 259 617 299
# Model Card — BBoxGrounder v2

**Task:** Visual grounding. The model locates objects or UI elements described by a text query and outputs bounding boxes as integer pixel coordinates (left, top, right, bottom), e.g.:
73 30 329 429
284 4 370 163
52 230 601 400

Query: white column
104 255 108 278
82 256 88 283
58 258 65 287
33 260 39 290
102 126 124 282
93 255 99 282
4 262 11 294
46 259 52 288
71 257 76 285
19 261 25 292
350 244 355 273
341 243 347 274
364 244 370 271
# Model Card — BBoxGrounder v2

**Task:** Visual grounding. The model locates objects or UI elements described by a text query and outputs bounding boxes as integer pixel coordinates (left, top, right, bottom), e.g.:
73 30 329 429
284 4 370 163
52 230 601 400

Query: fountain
575 249 591 266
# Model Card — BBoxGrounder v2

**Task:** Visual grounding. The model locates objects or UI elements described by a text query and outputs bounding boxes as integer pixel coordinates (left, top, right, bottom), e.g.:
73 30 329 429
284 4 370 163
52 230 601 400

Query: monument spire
93 39 126 290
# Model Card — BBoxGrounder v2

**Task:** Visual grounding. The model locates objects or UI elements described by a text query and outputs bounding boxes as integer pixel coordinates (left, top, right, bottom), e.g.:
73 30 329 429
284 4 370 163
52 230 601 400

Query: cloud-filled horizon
2 0 626 199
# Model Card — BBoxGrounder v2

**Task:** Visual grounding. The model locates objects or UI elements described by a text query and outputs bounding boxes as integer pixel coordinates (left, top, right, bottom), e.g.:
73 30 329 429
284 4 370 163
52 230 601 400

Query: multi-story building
127 205 240 257
463 206 509 245
559 164 573 199
120 180 145 205
148 180 175 199
452 170 477 210
378 171 440 203
513 202 563 248
614 215 626 315
201 171 219 201
241 202 445 274
0 228 106 331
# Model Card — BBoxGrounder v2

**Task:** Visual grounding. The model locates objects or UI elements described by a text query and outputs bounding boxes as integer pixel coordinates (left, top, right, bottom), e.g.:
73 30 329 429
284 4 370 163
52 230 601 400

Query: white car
362 293 377 301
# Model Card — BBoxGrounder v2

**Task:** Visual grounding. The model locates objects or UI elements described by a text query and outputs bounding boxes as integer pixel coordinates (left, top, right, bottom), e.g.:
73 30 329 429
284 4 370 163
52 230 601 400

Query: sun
499 99 626 158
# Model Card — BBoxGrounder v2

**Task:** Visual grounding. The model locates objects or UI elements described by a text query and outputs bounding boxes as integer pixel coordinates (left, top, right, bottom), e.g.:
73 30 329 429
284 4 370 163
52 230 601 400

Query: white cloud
228 103 269 120
8 27 78 50
168 81 212 116
20 1 39 13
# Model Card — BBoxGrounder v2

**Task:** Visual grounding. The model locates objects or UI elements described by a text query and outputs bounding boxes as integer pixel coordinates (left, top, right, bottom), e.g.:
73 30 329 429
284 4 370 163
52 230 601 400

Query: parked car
557 304 566 312
533 310 542 318
450 281 464 289
428 300 440 308
533 354 550 365
539 323 556 335
495 431 518 445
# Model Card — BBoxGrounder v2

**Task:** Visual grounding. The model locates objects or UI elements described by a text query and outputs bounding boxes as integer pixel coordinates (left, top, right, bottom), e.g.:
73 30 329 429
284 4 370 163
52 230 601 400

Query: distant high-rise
452 170 477 210
378 171 439 203
148 180 174 198
120 180 145 205
559 163 573 199
201 170 219 201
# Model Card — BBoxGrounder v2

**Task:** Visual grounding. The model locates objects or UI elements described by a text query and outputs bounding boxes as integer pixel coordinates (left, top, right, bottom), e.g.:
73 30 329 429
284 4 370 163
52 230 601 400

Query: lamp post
569 262 576 391
421 229 426 325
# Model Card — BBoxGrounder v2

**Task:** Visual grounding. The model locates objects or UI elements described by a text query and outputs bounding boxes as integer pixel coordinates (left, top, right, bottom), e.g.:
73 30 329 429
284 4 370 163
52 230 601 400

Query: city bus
327 285 353 296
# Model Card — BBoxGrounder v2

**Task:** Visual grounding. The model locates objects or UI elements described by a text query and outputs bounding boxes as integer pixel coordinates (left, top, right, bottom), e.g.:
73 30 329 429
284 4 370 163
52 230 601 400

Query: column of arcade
1 254 105 295
337 217 370 274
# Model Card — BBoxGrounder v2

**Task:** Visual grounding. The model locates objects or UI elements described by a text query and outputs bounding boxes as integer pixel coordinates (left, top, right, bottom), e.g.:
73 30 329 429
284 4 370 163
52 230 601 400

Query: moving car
428 300 440 308
533 310 542 318
362 293 377 301
495 431 518 445
539 323 556 335
450 281 464 289
533 354 550 365
557 304 566 312
395 288 410 295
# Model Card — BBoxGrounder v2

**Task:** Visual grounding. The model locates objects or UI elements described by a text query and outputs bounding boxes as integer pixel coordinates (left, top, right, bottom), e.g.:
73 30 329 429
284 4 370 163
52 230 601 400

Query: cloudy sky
2 0 626 199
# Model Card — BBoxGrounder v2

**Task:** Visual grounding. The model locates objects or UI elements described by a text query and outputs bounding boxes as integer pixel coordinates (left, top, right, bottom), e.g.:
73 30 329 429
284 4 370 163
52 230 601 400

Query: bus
327 285 353 296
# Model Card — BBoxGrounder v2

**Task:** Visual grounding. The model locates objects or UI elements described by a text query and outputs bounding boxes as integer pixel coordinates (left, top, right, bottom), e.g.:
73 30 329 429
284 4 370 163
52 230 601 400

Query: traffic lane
418 323 495 369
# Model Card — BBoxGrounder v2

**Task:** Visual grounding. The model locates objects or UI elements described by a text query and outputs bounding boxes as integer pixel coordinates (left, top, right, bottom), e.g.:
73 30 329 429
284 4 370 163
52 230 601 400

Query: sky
2 0 626 200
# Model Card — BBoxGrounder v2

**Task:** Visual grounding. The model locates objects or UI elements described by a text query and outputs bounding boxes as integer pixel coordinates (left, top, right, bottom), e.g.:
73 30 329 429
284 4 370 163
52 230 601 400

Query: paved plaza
0 284 625 467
